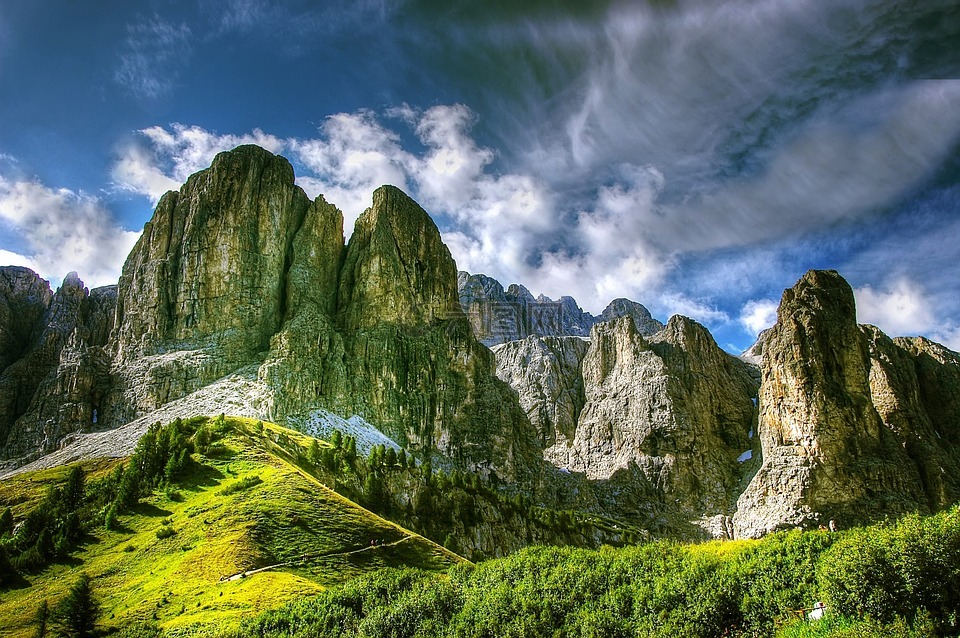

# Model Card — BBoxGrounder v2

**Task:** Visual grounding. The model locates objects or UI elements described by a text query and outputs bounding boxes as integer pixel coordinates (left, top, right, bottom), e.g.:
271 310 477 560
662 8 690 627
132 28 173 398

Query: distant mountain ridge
457 271 664 346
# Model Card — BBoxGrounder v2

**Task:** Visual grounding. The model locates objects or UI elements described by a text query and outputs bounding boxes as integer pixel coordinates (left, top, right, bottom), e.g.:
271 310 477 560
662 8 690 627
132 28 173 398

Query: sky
1 0 959 353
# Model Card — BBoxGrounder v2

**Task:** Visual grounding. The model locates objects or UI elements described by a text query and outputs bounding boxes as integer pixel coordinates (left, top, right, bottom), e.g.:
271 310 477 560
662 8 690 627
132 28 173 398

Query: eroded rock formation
734 270 960 537
0 271 116 466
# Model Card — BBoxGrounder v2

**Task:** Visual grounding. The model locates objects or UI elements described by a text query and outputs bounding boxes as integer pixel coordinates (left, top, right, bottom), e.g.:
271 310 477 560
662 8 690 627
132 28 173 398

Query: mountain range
2 144 959 547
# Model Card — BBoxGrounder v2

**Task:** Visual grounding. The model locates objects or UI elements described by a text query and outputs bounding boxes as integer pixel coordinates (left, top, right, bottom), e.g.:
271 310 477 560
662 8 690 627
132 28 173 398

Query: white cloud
109 111 677 314
658 292 730 326
853 278 960 351
114 124 285 203
0 248 38 272
739 299 779 335
291 110 413 230
0 178 140 288
855 279 938 337
412 104 494 210
112 143 180 202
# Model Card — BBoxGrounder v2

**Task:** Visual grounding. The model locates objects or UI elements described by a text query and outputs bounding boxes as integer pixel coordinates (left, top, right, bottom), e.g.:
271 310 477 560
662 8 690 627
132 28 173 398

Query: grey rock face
492 336 591 449
458 272 662 346
600 298 665 336
330 186 540 482
557 316 757 516
733 270 960 537
5 147 960 547
108 145 313 423
0 267 52 371
493 314 758 527
0 271 117 467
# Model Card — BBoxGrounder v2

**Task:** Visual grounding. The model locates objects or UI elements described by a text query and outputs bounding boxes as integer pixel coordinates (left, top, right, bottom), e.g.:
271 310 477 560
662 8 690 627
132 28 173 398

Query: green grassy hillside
0 417 464 637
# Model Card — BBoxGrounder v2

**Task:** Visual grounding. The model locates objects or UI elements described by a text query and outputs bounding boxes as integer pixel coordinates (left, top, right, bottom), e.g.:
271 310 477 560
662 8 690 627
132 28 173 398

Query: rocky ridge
2 146 960 543
1 147 539 483
494 314 759 535
0 271 116 465
457 272 663 346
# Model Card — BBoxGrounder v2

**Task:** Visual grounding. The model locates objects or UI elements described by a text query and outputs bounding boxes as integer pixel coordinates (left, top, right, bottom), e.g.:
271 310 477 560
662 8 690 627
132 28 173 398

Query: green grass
0 417 464 637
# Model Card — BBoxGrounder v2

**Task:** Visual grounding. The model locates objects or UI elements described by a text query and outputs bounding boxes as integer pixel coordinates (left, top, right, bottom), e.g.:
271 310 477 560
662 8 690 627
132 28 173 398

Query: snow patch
738 449 753 463
293 409 401 456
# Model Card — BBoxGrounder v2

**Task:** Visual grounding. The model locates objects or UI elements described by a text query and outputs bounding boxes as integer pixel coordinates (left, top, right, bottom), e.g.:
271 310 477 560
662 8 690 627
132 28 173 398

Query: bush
155 526 176 540
220 475 263 496
820 510 960 630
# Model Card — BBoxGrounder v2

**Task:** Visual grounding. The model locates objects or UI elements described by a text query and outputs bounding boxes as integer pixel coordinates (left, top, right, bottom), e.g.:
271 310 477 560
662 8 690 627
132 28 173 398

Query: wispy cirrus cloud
114 16 192 100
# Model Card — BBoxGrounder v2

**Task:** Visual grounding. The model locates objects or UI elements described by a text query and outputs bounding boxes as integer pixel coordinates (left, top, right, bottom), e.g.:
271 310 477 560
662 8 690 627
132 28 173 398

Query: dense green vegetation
245 507 960 638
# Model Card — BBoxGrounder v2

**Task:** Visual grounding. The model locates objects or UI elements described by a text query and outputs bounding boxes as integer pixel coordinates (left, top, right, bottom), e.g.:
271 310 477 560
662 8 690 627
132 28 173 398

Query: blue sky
1 0 959 353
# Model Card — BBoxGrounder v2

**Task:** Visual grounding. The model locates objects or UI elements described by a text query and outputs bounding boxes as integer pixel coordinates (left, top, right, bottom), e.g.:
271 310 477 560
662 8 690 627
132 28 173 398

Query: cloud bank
0 178 140 289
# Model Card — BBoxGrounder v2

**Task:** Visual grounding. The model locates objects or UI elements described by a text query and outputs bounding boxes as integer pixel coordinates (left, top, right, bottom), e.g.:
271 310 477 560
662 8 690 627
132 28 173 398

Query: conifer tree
64 467 85 513
0 507 12 537
55 574 99 638
33 600 48 638
308 439 321 466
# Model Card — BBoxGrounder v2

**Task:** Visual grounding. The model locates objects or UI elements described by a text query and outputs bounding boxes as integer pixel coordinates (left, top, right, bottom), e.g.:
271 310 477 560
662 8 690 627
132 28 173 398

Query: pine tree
397 449 407 469
115 464 141 510
384 446 397 468
331 430 343 448
0 507 12 537
422 458 433 486
33 600 48 638
0 546 17 587
55 574 99 638
307 439 321 466
363 473 384 511
64 466 85 513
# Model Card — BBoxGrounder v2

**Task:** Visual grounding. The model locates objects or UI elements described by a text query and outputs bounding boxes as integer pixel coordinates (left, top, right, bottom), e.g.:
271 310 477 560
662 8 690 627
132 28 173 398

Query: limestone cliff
492 336 590 449
733 270 960 537
329 187 539 481
104 154 538 482
0 272 116 467
108 145 313 423
493 314 758 530
5 147 960 546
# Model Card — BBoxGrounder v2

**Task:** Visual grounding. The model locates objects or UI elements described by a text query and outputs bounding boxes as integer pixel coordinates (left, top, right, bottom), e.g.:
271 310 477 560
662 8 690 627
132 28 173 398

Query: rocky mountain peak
338 185 461 330
5 148 960 547
777 269 856 328
600 298 664 336
115 144 310 362
733 268 960 537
